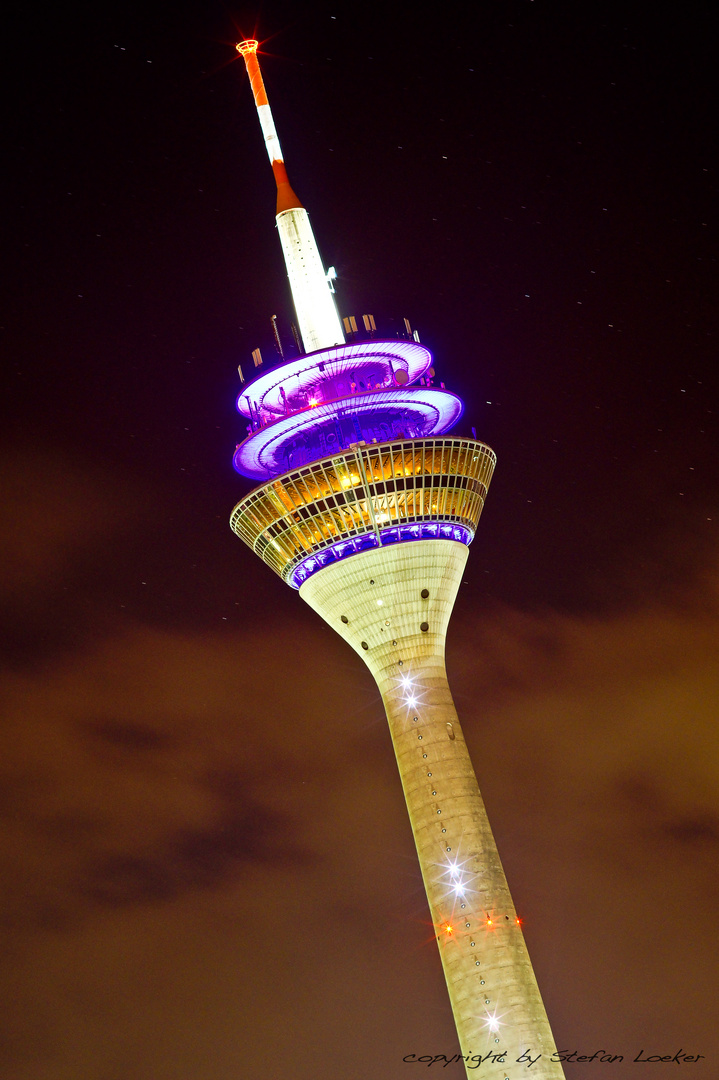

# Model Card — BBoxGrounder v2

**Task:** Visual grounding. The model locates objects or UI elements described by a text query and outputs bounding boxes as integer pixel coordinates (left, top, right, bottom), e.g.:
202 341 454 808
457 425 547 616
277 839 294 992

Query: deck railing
230 437 496 584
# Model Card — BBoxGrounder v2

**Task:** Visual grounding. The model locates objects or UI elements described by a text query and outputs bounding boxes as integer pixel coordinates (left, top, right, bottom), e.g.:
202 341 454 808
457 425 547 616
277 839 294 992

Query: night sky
2 2 718 1078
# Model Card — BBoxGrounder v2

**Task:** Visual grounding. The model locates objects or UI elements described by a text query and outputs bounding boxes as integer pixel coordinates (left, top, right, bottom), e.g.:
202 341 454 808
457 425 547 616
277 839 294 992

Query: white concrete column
300 539 565 1079
276 207 344 353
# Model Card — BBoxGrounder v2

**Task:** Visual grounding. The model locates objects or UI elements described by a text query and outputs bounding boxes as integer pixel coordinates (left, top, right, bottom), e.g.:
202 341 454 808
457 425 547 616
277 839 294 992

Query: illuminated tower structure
229 40 565 1079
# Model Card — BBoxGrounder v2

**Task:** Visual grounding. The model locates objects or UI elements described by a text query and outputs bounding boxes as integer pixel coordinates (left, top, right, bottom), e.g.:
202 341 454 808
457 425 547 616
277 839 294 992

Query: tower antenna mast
236 40 344 353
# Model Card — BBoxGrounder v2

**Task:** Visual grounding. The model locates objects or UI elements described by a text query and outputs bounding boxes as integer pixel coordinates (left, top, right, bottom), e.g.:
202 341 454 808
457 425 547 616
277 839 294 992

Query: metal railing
230 437 496 583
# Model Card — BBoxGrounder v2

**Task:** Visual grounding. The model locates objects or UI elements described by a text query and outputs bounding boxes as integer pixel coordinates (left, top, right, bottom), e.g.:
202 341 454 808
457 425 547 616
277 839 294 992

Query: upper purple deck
233 338 465 480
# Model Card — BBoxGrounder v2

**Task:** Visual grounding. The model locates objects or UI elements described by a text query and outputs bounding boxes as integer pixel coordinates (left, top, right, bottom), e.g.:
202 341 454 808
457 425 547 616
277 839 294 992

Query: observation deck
233 339 463 480
230 437 496 588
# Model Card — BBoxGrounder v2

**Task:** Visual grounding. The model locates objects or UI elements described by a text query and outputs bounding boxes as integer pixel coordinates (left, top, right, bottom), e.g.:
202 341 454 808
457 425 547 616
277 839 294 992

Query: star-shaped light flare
481 1007 506 1034
435 854 475 903
396 672 426 712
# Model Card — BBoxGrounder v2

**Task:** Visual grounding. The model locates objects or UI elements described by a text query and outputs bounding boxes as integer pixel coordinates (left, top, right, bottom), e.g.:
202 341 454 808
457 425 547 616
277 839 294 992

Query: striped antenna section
236 39 301 214
236 38 344 353
236 40 282 164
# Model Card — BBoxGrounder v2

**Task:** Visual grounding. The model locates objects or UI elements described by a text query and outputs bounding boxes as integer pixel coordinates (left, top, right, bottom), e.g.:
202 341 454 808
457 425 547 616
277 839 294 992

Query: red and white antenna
237 40 344 353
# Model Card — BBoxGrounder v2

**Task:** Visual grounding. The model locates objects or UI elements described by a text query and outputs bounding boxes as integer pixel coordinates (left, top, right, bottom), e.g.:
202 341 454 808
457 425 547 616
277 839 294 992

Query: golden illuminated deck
230 437 496 583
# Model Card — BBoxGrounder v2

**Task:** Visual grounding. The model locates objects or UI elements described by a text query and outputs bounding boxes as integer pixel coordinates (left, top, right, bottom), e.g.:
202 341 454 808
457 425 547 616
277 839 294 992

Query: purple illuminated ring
236 340 433 418
233 387 463 479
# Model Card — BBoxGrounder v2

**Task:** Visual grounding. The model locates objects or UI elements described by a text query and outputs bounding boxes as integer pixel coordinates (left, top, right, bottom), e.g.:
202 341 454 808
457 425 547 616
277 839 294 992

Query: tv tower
230 40 565 1079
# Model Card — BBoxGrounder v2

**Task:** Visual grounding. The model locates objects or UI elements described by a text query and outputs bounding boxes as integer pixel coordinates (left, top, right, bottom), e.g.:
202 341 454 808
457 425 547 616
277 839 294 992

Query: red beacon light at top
236 39 259 55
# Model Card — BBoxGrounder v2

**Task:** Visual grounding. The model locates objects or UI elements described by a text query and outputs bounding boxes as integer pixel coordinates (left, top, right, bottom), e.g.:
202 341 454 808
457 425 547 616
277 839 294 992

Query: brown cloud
0 573 717 1076
1 449 717 1076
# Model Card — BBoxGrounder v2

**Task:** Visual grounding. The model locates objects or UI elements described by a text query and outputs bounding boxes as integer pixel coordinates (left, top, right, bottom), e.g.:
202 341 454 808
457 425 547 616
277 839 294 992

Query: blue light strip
288 522 474 589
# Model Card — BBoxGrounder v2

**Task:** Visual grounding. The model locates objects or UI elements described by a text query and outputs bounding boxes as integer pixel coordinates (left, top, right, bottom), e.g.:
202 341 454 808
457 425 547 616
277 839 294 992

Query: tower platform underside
300 541 564 1078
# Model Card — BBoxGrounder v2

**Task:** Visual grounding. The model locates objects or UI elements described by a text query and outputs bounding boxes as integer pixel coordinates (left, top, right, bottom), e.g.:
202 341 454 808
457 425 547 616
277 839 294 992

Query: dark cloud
81 718 175 752
81 853 178 906
664 814 719 848
80 771 311 907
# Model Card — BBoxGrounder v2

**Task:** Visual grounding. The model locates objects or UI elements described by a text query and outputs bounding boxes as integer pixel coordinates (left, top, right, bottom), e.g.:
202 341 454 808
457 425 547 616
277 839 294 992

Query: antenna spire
236 40 301 215
236 38 344 353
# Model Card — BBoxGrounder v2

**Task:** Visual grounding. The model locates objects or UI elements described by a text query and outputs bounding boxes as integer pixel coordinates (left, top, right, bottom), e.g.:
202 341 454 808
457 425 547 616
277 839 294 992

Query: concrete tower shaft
275 206 344 353
300 540 565 1079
